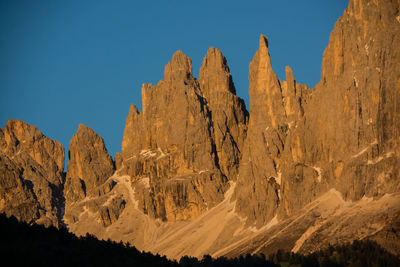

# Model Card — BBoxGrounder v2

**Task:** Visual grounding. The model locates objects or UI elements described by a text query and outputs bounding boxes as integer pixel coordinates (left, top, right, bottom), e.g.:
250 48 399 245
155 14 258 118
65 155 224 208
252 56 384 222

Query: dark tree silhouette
0 213 398 267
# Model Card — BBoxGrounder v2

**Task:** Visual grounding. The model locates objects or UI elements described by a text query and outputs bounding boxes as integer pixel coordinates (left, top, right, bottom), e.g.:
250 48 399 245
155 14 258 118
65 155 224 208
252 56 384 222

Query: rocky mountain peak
3 119 64 174
233 33 289 227
199 47 236 98
198 47 248 179
250 34 277 86
121 103 141 158
65 124 114 203
0 119 65 227
1 0 399 259
255 34 273 74
259 33 269 51
285 66 294 83
164 50 193 83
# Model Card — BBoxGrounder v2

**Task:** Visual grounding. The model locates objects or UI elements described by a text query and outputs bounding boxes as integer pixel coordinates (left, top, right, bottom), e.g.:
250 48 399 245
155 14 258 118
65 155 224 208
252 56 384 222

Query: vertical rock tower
233 0 400 227
119 49 247 221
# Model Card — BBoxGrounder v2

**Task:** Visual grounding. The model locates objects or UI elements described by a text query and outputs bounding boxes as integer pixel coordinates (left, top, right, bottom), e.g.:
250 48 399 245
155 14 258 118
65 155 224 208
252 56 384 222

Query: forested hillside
1 214 398 267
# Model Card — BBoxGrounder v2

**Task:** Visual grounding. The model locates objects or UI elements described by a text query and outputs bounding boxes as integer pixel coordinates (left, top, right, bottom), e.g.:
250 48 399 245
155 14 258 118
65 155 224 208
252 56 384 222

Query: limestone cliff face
310 0 400 166
0 119 64 227
233 35 311 227
234 0 400 226
120 49 247 222
63 124 118 227
120 51 225 222
1 0 399 258
65 124 115 203
278 0 400 218
199 47 248 179
64 0 400 232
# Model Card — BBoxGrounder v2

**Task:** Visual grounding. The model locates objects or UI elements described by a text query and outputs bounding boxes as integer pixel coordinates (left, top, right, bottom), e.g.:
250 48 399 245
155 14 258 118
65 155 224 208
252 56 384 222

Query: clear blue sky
0 0 348 167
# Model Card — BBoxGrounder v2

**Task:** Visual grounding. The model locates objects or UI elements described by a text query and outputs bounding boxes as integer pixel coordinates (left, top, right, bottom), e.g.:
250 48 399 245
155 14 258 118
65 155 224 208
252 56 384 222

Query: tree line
0 214 398 267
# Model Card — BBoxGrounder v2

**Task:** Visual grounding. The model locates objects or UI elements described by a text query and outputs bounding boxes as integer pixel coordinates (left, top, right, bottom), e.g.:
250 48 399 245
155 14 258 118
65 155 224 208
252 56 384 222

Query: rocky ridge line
0 0 399 259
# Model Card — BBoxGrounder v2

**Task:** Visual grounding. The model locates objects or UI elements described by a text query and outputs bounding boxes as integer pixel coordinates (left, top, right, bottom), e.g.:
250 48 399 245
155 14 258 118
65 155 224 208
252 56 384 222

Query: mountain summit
1 0 399 259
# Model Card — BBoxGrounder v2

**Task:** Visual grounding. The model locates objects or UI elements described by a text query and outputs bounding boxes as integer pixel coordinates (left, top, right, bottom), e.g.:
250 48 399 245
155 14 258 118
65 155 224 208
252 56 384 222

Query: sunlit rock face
198 47 248 180
0 119 65 227
119 49 247 222
63 124 117 226
1 0 399 260
65 124 115 203
276 0 400 221
232 35 311 227
233 0 400 228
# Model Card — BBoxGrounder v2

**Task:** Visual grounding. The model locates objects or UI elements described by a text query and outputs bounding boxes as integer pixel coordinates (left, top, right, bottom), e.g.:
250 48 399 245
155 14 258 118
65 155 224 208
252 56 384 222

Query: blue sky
0 0 347 166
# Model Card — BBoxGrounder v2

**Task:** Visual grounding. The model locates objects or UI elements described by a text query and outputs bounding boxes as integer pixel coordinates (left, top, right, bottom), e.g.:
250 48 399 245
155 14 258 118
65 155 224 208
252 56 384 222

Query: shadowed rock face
0 119 64 227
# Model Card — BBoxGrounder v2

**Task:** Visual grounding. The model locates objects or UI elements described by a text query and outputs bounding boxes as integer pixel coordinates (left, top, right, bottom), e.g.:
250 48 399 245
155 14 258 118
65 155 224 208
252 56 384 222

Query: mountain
0 119 65 227
1 0 399 260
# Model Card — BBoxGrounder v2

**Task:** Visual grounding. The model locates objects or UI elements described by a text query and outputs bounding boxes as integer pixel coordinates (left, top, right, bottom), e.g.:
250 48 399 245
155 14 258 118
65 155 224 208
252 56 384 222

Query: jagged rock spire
199 46 248 179
121 103 141 157
164 50 193 83
248 34 284 127
65 124 115 202
199 47 236 98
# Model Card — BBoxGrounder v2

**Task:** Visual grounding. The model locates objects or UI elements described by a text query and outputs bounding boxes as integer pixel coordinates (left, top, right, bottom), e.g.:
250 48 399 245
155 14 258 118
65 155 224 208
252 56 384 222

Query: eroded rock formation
64 124 115 203
199 47 248 179
233 0 400 228
119 49 247 222
277 0 400 221
232 35 312 227
63 124 117 226
1 0 399 259
0 119 64 227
